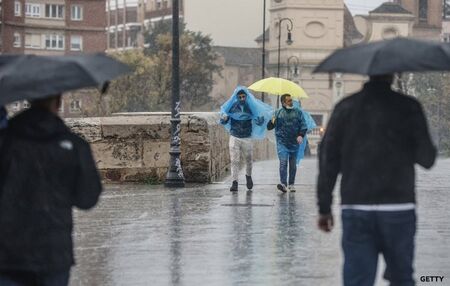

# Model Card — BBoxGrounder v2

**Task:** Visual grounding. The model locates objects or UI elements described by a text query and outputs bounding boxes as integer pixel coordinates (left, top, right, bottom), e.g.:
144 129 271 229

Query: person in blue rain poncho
267 94 309 193
220 86 273 192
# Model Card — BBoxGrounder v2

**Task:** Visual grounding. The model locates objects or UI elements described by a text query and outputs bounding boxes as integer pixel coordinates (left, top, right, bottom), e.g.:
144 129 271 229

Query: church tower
267 0 351 139
393 0 442 39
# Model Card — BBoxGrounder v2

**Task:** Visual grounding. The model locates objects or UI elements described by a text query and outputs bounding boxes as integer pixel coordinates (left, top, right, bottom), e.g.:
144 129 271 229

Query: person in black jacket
317 75 436 286
0 95 102 286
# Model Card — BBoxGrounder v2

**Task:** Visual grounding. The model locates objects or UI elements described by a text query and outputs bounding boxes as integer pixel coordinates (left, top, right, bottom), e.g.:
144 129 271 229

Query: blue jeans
278 149 297 186
0 270 70 286
341 209 416 286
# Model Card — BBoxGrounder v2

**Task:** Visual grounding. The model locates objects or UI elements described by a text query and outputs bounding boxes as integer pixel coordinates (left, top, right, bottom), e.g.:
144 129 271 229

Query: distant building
354 2 415 42
1 0 107 118
393 0 443 40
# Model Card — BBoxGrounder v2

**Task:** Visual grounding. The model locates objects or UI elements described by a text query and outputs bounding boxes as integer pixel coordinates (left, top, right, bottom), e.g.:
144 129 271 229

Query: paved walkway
70 158 450 286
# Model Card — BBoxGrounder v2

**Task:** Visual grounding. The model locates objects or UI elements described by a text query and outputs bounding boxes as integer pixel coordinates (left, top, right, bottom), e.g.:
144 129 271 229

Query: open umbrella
0 53 131 106
248 77 309 99
314 37 450 75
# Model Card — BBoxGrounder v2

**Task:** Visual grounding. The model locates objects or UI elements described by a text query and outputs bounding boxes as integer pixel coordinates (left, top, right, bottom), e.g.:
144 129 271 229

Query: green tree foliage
105 20 222 113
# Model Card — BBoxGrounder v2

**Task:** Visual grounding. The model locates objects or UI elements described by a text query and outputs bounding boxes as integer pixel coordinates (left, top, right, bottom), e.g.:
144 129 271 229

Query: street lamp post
261 0 266 102
287 55 300 80
165 0 185 188
277 17 293 107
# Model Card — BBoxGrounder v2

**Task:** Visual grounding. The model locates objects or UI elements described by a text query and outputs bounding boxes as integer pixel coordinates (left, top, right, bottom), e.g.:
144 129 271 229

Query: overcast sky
345 0 390 15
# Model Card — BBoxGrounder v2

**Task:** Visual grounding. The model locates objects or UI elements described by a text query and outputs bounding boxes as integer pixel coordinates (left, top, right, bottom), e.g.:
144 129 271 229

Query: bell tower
267 0 346 125
393 0 442 39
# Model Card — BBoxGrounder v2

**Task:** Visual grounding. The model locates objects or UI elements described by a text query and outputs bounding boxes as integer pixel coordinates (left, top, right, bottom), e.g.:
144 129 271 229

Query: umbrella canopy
0 53 131 106
248 77 309 99
314 37 450 75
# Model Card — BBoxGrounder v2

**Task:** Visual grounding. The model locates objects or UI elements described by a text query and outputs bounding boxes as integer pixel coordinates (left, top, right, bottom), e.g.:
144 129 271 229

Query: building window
445 0 450 19
13 33 21 47
311 114 324 127
45 34 65 50
45 4 64 19
70 100 82 113
70 35 83 51
156 0 162 9
25 33 41 49
419 0 428 21
443 33 450 43
15 1 21 16
162 0 168 9
25 3 41 17
71 5 83 21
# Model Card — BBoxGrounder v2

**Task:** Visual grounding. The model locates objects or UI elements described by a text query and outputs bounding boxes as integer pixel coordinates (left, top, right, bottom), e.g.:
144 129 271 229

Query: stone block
91 140 143 169
142 141 170 168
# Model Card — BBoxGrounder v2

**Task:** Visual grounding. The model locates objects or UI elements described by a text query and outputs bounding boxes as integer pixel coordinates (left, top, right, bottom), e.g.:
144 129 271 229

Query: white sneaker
288 185 296 192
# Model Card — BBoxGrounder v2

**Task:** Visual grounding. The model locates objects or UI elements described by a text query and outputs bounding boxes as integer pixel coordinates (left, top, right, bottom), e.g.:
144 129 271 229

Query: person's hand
271 116 276 124
221 114 228 121
318 214 334 232
297 136 303 144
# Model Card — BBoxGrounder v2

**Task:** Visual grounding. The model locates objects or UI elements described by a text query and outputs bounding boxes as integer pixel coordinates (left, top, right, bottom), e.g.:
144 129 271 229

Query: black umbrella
0 53 131 106
314 37 450 75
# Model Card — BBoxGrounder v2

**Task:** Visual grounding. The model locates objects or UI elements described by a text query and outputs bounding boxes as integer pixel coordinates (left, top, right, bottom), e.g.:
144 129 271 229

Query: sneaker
246 175 253 190
230 180 238 192
277 184 287 193
288 185 296 192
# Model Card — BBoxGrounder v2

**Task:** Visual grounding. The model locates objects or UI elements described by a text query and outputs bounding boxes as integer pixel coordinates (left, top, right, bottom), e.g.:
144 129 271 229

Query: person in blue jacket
220 86 273 192
267 94 308 193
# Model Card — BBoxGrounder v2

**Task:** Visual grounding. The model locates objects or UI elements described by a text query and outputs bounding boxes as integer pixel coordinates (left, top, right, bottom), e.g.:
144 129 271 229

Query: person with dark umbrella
314 38 447 286
317 75 436 286
0 54 128 286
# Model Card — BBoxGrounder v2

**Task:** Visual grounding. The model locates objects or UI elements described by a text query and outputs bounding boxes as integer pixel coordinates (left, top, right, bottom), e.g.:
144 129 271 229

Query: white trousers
229 136 253 182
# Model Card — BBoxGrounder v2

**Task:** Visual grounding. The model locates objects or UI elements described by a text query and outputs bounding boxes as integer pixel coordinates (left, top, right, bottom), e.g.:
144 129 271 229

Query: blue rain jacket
220 86 274 139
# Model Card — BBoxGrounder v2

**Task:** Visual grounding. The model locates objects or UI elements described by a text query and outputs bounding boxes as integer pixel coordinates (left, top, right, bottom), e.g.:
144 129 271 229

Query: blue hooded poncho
293 100 316 164
273 99 316 165
219 86 274 140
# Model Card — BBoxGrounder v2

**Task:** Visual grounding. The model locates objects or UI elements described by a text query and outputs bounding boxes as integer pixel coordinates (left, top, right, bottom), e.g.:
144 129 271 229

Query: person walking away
317 75 436 286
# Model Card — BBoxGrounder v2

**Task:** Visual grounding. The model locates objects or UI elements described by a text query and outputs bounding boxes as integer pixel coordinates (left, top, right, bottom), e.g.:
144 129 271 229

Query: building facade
106 0 178 51
1 0 107 117
393 0 443 40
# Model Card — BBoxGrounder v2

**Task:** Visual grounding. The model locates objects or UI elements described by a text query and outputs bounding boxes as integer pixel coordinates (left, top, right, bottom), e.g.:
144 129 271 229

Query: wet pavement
70 158 450 286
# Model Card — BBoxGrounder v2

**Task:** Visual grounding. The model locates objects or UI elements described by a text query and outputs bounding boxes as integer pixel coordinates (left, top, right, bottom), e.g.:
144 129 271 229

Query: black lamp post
277 17 293 107
287 55 300 80
165 0 185 188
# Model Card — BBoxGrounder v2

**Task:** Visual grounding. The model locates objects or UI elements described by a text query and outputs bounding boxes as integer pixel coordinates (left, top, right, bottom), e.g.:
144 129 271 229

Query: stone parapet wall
66 112 276 183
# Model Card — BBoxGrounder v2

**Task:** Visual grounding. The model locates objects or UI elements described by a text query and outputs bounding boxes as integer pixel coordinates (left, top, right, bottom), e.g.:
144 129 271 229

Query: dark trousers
341 209 416 286
278 150 297 186
0 270 70 286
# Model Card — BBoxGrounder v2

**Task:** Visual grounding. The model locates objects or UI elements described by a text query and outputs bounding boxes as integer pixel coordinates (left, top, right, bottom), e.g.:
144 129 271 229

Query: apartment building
1 0 107 117
106 0 177 51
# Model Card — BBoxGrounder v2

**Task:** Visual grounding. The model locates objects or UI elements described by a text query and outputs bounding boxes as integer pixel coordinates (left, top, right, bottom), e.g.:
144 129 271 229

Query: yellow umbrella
248 77 309 99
